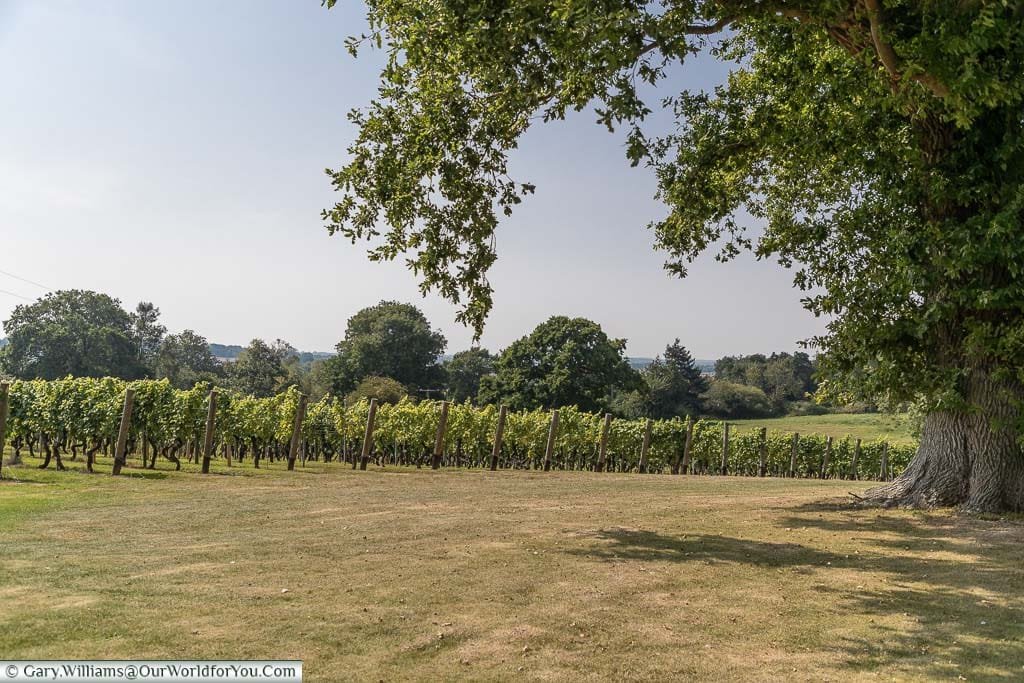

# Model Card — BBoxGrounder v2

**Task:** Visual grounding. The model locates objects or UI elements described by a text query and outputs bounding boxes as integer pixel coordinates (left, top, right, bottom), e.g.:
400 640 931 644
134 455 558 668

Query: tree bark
863 366 1024 512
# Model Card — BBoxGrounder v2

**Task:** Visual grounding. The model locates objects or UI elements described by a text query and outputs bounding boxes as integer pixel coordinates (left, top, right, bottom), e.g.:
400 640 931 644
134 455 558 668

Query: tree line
0 290 822 421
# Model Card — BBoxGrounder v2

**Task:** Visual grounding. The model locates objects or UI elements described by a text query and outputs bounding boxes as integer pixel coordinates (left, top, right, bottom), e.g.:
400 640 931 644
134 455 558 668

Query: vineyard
0 378 915 480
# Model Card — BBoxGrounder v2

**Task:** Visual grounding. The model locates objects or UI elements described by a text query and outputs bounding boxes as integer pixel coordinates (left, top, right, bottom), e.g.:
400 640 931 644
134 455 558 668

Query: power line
0 267 52 292
0 287 33 301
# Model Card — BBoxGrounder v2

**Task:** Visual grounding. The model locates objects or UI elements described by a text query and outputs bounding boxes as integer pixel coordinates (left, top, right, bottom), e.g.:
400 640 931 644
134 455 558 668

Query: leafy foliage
715 352 817 408
701 380 775 419
478 316 640 412
643 339 709 417
154 329 224 389
322 0 1024 418
131 302 166 371
443 348 495 403
2 377 912 479
324 301 446 395
1 290 146 380
345 375 408 405
227 339 293 398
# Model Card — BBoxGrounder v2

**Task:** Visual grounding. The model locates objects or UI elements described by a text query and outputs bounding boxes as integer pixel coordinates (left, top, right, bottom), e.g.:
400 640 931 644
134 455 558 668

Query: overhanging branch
640 16 736 55
862 0 951 98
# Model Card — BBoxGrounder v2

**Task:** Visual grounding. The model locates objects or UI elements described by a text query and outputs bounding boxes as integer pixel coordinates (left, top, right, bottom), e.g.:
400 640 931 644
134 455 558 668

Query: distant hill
209 343 245 360
3 336 715 373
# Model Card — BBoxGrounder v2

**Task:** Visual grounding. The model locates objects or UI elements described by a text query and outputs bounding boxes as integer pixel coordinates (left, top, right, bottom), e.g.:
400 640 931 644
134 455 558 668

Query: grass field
730 412 917 446
1 453 1021 681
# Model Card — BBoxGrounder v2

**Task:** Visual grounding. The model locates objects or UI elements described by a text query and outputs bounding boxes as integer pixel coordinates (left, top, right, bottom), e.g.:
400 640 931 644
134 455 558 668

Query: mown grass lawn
1 451 1020 681
730 412 918 446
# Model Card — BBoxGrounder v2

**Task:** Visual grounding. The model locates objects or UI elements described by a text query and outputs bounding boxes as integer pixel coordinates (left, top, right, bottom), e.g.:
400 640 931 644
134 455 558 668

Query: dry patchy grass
1 454 1021 681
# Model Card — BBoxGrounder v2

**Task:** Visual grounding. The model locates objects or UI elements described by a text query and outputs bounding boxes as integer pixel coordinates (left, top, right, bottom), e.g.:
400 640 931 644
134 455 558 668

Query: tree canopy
323 0 1024 511
610 339 708 418
154 329 223 389
444 347 495 404
1 290 146 380
228 339 293 398
324 301 446 395
345 375 409 406
479 316 639 411
644 340 709 418
701 380 775 419
715 352 816 408
131 301 166 372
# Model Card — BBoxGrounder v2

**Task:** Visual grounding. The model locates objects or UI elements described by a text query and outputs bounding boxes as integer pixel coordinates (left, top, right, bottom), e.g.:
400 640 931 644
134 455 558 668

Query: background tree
479 316 639 411
228 339 292 397
444 348 495 404
645 340 708 418
701 380 776 419
610 339 708 418
715 352 817 409
0 290 145 379
323 1 1024 511
345 375 408 406
284 357 333 401
324 301 446 395
154 329 224 389
131 301 166 373
607 387 649 420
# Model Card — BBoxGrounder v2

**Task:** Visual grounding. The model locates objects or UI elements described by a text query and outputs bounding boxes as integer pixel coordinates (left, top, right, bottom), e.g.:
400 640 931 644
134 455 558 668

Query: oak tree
1 290 145 380
324 301 447 395
323 0 1024 510
478 316 639 411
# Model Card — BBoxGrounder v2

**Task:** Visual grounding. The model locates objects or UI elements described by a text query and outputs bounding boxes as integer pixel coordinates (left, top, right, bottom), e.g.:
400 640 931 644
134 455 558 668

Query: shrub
345 376 408 405
700 381 775 419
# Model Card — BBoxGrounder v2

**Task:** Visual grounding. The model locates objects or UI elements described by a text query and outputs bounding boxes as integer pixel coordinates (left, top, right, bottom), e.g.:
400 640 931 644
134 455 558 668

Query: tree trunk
864 366 1024 512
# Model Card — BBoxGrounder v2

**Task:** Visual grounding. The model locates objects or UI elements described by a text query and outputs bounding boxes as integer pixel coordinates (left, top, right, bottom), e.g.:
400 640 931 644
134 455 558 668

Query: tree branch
683 16 737 35
640 16 736 55
862 0 950 98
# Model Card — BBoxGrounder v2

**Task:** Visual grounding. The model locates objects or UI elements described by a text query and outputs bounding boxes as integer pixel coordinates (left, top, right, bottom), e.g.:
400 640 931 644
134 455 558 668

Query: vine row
0 378 915 479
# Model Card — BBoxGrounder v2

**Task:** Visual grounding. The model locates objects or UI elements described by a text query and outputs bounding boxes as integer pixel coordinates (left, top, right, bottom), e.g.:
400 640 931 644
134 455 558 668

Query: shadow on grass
568 528 827 567
565 511 1024 679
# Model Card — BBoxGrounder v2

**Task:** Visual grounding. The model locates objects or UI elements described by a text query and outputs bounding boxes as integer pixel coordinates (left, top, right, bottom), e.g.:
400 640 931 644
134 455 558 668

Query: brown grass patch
1 463 1022 680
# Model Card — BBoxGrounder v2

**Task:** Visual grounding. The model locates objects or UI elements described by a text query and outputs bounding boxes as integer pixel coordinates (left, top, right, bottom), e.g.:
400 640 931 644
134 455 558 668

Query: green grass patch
730 412 917 445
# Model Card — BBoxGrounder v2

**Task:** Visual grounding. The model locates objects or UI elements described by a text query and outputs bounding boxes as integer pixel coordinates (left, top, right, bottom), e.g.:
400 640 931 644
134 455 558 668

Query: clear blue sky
0 0 825 358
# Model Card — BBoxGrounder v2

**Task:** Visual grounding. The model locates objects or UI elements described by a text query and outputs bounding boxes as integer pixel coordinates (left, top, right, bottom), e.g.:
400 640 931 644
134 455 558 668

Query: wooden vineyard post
879 442 890 481
850 438 862 480
342 399 354 469
200 389 217 474
431 401 450 470
360 398 378 470
542 409 559 472
678 416 694 475
637 419 653 474
819 436 833 479
789 433 799 478
489 405 507 471
0 382 9 479
111 388 136 476
596 413 612 472
719 421 729 475
757 427 768 477
287 394 308 472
